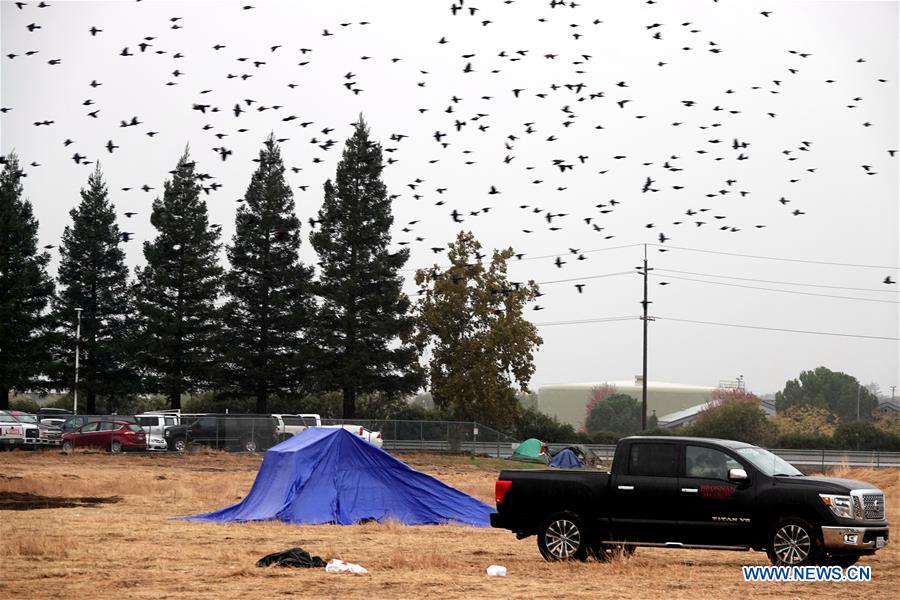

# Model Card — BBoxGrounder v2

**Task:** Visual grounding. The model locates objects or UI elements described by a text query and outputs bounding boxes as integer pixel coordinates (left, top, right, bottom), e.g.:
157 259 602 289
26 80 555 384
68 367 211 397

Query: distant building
538 376 717 429
656 396 776 429
873 400 900 418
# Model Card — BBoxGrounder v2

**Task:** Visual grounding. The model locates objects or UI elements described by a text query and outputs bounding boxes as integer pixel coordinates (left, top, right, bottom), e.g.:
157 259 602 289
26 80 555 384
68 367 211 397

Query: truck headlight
820 494 854 519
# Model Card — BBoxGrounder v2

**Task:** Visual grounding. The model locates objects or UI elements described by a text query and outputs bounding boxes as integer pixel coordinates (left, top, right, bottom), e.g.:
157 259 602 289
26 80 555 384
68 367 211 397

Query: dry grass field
0 450 896 600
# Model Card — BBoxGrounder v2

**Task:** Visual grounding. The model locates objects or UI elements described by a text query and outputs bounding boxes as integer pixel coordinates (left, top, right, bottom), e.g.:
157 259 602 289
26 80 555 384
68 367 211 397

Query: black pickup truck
491 436 889 566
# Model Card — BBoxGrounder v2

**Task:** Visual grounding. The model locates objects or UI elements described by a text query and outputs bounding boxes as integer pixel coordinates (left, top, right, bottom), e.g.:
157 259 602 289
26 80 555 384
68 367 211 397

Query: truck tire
766 517 823 566
241 437 259 453
537 511 589 561
170 437 186 452
110 440 123 454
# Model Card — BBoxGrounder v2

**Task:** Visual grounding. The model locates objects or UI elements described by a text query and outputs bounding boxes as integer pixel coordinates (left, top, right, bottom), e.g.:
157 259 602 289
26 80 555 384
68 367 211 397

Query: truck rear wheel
537 511 589 561
766 517 823 566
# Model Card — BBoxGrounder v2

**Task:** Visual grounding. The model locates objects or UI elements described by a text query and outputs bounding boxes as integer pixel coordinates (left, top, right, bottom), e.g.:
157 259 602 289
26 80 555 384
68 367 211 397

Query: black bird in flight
884 276 896 284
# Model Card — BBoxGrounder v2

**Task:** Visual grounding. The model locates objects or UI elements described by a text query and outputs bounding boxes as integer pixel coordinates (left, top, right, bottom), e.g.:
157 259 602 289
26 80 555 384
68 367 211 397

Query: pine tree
134 150 223 409
52 165 136 414
221 135 315 413
310 116 422 418
0 154 55 409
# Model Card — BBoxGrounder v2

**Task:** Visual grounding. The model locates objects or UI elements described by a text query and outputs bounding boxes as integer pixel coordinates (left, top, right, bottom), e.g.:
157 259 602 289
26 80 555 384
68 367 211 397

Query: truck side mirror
728 468 748 483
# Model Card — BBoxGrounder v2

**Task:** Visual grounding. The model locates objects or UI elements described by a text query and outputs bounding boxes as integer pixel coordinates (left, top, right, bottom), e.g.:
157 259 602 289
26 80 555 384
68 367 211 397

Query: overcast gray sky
2 0 898 396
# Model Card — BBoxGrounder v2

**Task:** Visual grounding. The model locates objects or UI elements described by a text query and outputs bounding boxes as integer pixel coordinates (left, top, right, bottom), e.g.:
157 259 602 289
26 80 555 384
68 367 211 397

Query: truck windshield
737 447 802 477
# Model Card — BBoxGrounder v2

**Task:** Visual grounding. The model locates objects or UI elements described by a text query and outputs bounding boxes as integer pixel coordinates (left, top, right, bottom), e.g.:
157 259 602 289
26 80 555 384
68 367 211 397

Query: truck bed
493 469 612 534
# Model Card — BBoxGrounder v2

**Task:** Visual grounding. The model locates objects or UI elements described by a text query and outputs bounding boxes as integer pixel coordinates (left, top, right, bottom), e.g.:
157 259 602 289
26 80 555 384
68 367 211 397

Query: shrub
831 421 900 451
687 396 776 446
584 393 642 435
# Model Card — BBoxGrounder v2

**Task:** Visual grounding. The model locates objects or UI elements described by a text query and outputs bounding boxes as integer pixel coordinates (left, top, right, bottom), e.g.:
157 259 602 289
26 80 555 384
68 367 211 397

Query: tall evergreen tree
134 150 223 409
52 165 136 413
310 116 422 418
221 135 315 413
0 154 55 409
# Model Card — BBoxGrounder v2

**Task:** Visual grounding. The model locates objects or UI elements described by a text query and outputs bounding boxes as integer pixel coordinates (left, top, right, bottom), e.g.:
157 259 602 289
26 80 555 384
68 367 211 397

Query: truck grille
24 429 38 439
863 494 885 521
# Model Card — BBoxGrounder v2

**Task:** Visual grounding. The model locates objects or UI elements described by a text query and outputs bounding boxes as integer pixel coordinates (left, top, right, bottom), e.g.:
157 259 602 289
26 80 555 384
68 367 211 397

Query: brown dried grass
0 450 896 600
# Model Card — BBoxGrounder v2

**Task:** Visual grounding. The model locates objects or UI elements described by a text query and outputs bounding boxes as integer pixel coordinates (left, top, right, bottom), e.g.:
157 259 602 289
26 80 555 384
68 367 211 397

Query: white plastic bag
325 558 368 574
486 564 507 577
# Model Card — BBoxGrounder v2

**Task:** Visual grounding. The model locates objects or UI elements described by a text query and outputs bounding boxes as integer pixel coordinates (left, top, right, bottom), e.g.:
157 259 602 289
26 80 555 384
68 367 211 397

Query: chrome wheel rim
110 442 121 453
174 439 186 451
774 524 811 564
245 440 257 452
545 519 581 559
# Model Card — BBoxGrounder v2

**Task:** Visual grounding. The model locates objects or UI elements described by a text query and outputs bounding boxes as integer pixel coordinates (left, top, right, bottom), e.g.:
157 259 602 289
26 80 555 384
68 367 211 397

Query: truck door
678 444 755 546
610 441 682 543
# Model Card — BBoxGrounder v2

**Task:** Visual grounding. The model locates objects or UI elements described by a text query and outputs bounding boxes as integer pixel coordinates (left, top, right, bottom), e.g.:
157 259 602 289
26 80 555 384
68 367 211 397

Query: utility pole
856 383 861 421
638 245 653 430
890 386 896 403
74 308 82 414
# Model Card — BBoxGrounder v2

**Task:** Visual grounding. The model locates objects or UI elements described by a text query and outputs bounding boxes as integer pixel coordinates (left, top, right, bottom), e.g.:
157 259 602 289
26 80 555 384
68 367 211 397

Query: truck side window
685 445 740 480
628 443 677 477
164 417 176 427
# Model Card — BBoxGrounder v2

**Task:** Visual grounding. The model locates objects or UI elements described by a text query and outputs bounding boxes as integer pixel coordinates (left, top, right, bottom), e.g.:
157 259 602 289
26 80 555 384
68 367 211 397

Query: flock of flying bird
2 0 897 303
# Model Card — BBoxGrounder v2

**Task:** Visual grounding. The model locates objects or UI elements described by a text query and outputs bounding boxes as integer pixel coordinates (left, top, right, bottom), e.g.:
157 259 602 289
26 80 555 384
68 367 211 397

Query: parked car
37 407 73 420
322 424 384 448
271 413 322 441
0 411 40 449
61 420 147 453
491 436 889 567
61 414 137 435
135 411 181 451
38 417 66 446
164 414 278 453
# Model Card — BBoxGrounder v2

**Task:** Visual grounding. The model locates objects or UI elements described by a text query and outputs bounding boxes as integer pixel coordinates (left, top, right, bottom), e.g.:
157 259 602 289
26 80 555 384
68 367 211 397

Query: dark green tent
510 438 549 464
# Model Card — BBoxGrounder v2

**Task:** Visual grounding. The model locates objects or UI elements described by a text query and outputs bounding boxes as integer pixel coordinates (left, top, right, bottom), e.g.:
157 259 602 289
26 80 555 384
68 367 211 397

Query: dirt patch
0 491 122 511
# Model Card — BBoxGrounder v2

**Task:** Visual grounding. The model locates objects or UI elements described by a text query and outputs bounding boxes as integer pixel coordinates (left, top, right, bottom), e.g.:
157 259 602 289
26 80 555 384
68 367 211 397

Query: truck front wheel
537 511 589 562
766 517 823 566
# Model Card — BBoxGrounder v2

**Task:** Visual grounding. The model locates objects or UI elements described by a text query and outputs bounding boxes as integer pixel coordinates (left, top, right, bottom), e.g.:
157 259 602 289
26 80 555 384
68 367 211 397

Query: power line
655 316 900 341
656 274 900 304
652 244 898 270
533 316 639 327
399 242 644 273
537 270 634 286
654 268 899 294
404 270 635 296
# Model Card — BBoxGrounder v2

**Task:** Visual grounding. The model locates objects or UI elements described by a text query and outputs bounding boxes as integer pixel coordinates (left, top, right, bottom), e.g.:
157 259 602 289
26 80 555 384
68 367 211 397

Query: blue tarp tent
550 448 584 468
183 427 492 527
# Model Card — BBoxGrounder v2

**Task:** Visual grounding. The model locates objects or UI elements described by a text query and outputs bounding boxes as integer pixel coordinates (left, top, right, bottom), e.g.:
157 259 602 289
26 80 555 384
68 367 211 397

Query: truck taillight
495 479 512 505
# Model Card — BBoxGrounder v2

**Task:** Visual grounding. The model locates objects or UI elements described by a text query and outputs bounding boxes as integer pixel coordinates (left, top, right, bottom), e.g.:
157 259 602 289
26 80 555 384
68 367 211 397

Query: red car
61 420 147 453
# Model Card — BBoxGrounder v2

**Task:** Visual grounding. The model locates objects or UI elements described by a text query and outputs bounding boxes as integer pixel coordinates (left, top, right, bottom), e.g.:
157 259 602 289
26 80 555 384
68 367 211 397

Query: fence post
821 448 825 472
419 421 423 442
